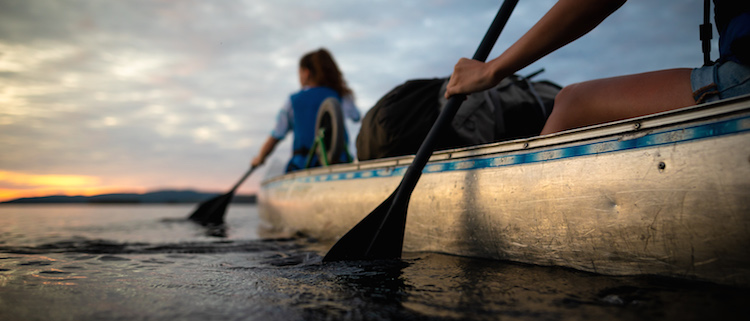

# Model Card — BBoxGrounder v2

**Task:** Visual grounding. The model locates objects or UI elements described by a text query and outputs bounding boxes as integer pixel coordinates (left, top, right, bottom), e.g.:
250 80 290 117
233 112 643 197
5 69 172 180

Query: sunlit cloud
0 43 78 73
106 51 166 80
192 127 214 143
0 170 100 188
103 117 118 126
216 113 240 131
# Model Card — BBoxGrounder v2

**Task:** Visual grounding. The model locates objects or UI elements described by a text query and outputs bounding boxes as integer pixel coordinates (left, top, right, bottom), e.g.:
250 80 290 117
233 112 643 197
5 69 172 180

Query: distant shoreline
0 190 257 205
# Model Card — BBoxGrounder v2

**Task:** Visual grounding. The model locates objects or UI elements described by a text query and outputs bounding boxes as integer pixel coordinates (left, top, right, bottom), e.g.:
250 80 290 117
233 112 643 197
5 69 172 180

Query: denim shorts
691 60 750 104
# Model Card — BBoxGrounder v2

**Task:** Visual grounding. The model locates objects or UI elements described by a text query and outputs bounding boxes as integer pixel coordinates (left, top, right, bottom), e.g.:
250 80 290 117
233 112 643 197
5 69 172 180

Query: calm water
0 204 747 321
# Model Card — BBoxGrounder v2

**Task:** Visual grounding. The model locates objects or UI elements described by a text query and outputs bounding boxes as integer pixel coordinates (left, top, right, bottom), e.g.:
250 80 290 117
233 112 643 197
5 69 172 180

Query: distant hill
0 190 257 204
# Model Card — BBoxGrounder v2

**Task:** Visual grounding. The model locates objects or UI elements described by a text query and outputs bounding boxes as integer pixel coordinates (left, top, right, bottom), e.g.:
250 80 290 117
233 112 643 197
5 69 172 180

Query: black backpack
356 73 561 161
356 78 459 161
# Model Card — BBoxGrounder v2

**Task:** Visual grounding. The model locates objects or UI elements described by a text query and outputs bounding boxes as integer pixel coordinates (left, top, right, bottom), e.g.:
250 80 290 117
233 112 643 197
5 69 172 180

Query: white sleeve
270 98 293 140
341 95 361 122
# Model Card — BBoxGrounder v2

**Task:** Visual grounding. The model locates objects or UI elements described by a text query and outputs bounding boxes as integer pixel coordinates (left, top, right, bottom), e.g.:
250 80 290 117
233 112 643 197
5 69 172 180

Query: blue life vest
286 86 340 172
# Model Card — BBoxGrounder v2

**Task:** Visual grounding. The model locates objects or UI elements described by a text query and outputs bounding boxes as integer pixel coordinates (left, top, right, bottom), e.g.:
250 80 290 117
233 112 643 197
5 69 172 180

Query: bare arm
445 0 626 98
251 136 280 167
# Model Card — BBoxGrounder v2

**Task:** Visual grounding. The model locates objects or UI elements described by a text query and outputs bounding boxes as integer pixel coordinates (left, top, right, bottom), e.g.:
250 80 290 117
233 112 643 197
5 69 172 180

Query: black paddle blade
187 192 234 226
323 191 408 262
187 166 256 225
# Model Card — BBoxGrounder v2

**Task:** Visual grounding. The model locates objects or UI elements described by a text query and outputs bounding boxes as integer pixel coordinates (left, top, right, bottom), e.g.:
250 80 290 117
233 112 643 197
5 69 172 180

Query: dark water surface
0 204 747 321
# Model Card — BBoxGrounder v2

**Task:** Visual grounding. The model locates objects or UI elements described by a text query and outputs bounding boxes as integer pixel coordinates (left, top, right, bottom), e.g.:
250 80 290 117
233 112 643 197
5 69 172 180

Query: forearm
487 0 626 81
259 136 279 160
252 136 280 166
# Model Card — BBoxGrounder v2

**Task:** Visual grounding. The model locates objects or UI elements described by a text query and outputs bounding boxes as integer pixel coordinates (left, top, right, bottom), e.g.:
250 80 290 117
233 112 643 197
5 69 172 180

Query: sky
0 0 712 201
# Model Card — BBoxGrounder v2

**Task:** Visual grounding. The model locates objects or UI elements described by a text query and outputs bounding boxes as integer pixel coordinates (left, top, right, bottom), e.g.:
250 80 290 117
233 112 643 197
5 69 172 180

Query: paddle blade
187 192 234 225
187 166 256 226
323 192 408 262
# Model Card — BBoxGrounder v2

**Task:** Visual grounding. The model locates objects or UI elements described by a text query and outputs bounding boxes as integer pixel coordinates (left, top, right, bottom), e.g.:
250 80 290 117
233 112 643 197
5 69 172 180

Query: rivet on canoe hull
658 162 666 172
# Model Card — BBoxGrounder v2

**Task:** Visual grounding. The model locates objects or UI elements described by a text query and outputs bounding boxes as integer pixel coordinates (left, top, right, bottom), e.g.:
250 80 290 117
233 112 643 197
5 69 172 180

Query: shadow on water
0 236 305 255
1 233 748 320
159 217 228 238
193 223 228 238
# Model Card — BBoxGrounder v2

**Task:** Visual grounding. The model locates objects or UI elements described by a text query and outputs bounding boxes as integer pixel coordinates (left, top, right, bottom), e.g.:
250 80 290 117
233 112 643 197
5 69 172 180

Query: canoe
258 94 750 287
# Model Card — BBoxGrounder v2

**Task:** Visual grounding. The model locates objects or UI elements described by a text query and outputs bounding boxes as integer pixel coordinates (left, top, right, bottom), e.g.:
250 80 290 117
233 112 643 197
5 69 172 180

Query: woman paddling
251 48 360 172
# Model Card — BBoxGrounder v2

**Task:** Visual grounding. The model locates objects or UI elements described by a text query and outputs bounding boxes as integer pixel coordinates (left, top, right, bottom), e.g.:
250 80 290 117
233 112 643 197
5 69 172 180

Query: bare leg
540 69 695 135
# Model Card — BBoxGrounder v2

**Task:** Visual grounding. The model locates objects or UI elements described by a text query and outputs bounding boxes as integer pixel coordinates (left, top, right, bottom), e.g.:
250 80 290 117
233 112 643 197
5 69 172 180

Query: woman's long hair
299 48 353 98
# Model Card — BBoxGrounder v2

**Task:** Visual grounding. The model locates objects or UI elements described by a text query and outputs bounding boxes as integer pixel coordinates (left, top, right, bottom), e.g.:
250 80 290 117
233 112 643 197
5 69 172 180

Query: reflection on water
0 204 748 320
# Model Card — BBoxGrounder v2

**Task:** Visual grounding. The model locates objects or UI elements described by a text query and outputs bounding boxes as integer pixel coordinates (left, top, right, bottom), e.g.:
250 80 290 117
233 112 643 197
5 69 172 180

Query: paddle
323 0 519 262
187 166 256 225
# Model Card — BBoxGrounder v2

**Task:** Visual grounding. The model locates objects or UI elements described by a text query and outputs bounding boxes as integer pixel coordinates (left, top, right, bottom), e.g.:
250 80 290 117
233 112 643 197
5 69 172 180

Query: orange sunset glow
0 170 145 203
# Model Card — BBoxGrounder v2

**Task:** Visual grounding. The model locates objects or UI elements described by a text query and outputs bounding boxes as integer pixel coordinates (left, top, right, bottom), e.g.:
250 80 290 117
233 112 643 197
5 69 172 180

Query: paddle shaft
229 166 256 194
396 0 515 196
366 0 519 256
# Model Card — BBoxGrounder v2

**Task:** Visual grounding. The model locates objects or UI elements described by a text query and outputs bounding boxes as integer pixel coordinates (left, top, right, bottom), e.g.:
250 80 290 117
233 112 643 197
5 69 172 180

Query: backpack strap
701 0 714 66
519 75 549 119
483 89 505 138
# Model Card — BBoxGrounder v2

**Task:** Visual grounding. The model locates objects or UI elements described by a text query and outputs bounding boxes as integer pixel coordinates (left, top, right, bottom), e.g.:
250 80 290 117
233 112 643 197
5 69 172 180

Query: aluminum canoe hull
259 95 750 287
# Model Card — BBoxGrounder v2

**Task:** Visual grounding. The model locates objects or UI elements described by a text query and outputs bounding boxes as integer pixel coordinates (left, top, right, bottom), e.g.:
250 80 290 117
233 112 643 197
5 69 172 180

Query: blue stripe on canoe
275 115 750 185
